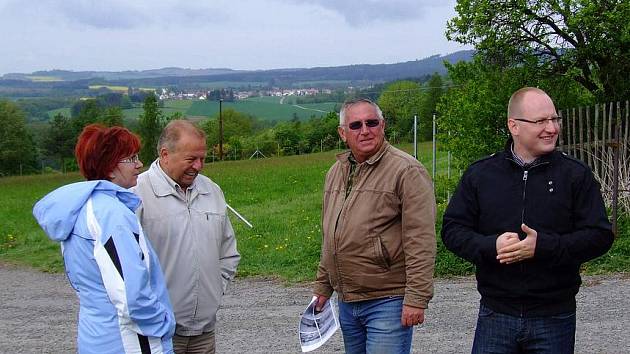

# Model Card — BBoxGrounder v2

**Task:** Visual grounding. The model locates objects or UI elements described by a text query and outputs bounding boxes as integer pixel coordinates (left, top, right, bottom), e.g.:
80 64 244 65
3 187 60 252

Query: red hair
75 124 141 181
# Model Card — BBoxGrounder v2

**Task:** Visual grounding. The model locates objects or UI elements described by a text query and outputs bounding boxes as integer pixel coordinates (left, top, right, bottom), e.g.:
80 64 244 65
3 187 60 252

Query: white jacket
133 161 240 336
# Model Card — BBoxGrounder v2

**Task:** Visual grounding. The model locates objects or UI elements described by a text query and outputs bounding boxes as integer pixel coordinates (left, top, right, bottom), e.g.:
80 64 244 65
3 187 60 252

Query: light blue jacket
33 180 175 354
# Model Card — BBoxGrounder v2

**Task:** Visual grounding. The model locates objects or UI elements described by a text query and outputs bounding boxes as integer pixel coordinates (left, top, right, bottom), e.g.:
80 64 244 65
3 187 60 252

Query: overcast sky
0 0 470 75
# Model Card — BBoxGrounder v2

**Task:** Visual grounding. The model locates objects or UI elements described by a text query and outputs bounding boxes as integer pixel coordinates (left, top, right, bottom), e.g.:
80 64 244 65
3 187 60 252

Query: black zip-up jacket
442 144 614 317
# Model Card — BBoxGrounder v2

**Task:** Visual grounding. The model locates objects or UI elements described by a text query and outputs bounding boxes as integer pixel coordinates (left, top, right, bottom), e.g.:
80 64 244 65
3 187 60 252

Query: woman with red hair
33 124 175 354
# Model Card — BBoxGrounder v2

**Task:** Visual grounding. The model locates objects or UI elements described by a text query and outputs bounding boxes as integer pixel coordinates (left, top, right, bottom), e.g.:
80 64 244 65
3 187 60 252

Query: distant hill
0 50 474 97
109 50 475 87
1 67 241 81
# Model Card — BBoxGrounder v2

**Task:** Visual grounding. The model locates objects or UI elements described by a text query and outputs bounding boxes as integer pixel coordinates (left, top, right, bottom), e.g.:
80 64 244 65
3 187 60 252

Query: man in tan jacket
313 98 436 354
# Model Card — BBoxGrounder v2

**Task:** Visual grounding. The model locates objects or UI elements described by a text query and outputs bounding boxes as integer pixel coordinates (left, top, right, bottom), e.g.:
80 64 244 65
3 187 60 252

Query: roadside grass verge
1 143 627 282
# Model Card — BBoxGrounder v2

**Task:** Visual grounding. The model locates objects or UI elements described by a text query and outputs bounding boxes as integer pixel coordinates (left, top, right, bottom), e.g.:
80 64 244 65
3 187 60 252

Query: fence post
432 113 436 183
447 131 451 179
586 107 592 168
564 110 568 151
413 115 418 159
571 107 577 157
611 102 621 236
578 107 586 162
594 104 599 177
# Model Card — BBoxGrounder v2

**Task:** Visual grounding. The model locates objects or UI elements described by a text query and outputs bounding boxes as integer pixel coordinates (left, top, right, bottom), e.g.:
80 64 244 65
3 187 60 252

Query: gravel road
1 263 629 353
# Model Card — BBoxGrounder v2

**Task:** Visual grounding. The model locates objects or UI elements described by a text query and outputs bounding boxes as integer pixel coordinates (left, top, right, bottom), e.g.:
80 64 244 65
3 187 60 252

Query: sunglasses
347 119 381 130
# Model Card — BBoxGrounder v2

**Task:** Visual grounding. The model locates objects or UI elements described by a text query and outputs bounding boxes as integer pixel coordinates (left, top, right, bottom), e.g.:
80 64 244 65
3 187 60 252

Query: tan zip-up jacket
314 141 436 308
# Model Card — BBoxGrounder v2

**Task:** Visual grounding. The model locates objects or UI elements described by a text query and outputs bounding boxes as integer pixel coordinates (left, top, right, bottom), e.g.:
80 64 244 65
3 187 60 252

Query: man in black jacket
442 87 614 353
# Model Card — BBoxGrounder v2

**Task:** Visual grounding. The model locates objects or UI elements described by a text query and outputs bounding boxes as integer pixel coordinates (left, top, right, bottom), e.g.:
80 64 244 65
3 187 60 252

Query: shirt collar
157 161 193 193
510 142 540 168
149 159 207 198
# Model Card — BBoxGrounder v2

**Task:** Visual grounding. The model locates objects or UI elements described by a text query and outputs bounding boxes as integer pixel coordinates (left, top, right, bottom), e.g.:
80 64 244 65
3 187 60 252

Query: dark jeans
338 296 413 354
472 303 576 354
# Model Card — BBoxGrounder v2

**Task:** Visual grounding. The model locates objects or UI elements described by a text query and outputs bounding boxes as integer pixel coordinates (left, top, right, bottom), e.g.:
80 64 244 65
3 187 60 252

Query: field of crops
45 97 338 122
186 99 336 121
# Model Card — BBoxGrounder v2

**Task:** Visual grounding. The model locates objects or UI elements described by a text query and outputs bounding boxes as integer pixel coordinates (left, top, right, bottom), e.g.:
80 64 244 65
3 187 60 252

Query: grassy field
186 99 335 121
26 76 63 82
44 97 337 122
1 143 627 282
194 81 266 89
89 85 128 92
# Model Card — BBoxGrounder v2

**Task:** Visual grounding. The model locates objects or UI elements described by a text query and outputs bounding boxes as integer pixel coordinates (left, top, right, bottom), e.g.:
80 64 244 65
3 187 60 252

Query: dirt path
1 263 629 353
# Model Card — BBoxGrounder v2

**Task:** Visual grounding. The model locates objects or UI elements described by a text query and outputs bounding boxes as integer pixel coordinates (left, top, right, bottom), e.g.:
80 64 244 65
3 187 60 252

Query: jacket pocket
195 211 225 241
372 235 391 270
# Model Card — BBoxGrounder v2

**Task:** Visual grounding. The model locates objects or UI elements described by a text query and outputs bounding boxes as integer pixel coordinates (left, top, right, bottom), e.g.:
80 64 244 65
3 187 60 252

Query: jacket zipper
185 190 201 322
332 164 359 300
520 170 528 317
509 158 549 317
521 170 528 223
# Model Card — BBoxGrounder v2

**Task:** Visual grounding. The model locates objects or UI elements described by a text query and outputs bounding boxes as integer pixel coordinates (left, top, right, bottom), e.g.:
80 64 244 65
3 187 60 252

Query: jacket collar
502 137 557 167
147 159 211 198
336 140 390 165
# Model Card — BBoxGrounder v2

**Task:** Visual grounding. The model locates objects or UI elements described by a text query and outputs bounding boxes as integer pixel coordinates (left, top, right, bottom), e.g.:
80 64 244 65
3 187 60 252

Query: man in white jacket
133 120 240 354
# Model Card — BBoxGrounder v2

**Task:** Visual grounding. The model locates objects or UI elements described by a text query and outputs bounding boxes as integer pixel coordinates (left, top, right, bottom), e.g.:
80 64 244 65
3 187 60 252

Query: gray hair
157 120 206 155
339 98 384 126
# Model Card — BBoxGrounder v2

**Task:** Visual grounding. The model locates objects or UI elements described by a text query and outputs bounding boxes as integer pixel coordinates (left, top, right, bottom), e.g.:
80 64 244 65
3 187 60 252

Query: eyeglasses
512 116 562 126
347 119 381 130
119 154 140 164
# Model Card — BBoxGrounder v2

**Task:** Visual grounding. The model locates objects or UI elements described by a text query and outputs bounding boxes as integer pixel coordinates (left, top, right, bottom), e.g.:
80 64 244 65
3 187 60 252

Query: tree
274 121 303 155
200 108 254 148
138 94 165 164
377 80 424 142
102 106 124 127
71 99 102 120
303 111 339 152
417 73 445 140
437 57 593 168
71 99 103 136
0 100 38 175
446 0 630 100
42 113 75 171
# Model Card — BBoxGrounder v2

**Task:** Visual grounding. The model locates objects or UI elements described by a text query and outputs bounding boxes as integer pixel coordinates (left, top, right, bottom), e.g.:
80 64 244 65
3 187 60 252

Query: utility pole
219 98 224 160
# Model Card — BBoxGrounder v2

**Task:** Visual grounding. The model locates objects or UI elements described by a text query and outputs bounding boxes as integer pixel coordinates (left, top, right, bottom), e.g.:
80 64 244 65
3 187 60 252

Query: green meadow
186 99 335 121
1 143 628 281
46 98 337 122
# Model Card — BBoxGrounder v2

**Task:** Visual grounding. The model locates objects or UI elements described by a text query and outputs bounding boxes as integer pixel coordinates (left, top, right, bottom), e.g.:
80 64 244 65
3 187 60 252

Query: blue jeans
472 304 576 354
338 296 413 354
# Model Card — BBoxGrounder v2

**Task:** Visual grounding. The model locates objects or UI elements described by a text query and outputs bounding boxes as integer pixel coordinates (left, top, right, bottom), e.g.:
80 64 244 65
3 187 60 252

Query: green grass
89 85 128 92
27 76 63 82
186 99 335 121
194 81 266 89
164 99 193 110
43 98 337 123
0 173 81 272
242 96 282 104
122 100 193 120
1 144 627 281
